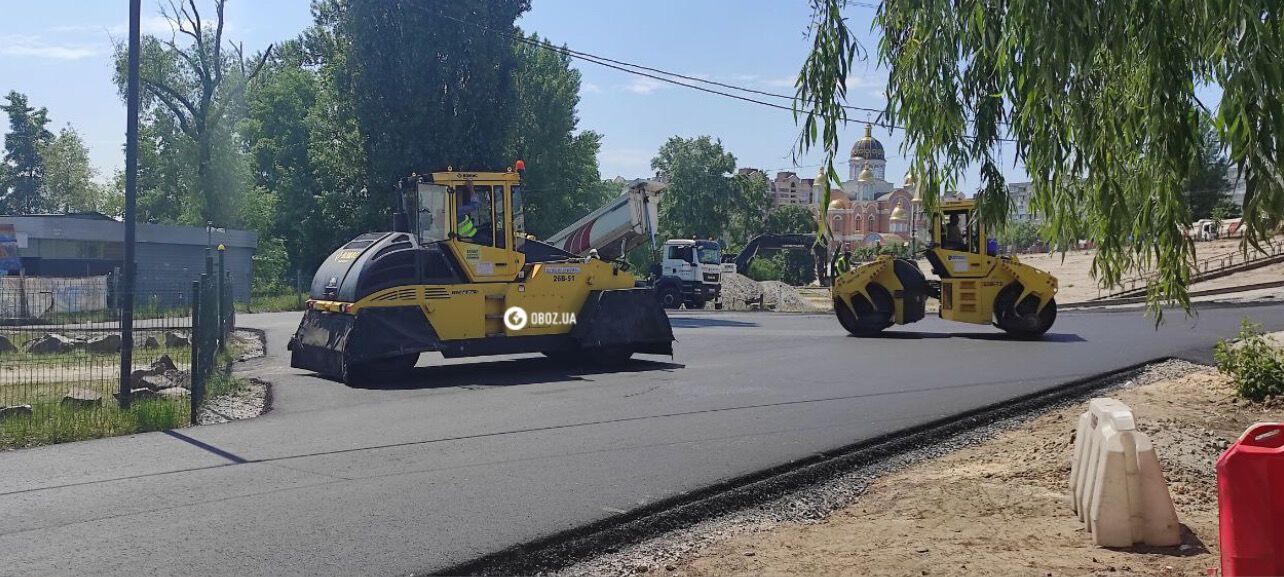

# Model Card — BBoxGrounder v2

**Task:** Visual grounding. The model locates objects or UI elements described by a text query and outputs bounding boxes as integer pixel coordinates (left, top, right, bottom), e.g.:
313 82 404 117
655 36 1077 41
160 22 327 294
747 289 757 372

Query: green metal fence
188 249 236 425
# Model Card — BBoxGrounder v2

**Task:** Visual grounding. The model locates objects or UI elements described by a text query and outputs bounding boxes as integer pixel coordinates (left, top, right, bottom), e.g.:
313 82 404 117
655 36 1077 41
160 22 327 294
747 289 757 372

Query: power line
403 4 1017 142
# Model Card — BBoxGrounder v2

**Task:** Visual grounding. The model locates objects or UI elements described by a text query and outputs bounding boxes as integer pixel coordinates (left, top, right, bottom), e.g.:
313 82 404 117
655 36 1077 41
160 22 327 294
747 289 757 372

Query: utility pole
119 0 141 409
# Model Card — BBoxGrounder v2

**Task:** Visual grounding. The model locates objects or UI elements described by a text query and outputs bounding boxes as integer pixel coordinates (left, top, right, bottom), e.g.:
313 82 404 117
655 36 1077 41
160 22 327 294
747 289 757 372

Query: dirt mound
719 273 764 309
760 281 819 312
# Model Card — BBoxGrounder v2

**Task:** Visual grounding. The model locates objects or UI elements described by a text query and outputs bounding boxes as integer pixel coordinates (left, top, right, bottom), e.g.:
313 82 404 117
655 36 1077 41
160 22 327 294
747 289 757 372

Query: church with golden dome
813 123 919 252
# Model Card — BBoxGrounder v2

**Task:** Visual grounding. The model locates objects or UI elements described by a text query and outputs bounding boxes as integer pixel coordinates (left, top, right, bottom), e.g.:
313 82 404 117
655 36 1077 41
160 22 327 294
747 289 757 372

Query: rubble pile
760 281 819 312
718 274 817 312
718 273 764 310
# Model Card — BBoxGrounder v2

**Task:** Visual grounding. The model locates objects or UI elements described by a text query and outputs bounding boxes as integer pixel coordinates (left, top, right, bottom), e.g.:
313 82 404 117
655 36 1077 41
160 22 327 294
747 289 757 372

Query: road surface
2 304 1282 576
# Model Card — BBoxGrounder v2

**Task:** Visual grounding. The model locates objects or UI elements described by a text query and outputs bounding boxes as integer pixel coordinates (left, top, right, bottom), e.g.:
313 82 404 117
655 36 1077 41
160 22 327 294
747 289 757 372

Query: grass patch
237 292 306 313
0 398 189 450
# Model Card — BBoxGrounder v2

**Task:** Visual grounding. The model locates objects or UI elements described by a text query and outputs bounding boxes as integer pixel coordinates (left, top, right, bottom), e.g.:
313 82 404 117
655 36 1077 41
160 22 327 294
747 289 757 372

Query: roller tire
835 283 894 337
995 285 1057 339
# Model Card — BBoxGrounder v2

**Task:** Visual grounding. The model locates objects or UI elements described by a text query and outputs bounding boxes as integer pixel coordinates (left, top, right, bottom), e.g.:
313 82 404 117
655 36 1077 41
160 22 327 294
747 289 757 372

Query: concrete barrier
1070 397 1181 547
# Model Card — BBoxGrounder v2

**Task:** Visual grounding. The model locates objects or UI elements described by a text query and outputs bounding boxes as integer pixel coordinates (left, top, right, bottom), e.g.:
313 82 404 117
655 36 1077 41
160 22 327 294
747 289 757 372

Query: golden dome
857 162 873 182
827 195 851 210
889 203 908 222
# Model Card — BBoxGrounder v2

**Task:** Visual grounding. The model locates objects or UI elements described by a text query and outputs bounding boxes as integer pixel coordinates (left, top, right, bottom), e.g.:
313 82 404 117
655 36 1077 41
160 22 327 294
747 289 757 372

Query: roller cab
289 169 674 384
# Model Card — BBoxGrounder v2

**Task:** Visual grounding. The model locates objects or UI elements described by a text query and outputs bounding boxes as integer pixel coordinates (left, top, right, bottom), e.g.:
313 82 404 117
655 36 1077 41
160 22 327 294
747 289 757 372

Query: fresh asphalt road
2 303 1283 576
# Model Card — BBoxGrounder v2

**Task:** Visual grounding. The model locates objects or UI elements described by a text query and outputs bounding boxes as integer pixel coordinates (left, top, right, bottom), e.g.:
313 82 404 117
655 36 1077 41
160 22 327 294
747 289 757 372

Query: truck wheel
657 284 682 309
995 285 1057 338
835 283 894 337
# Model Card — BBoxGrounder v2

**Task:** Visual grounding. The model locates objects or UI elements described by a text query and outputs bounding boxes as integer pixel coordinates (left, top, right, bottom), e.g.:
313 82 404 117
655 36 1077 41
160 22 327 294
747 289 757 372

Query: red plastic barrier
1217 423 1284 577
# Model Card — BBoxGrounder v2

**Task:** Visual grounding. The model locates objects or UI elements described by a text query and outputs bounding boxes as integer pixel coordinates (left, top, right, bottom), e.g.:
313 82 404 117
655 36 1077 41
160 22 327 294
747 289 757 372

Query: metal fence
0 252 236 448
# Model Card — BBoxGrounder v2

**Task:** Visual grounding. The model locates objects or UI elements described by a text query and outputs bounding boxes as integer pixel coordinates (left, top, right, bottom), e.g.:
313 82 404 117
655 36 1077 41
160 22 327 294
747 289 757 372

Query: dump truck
544 180 728 309
288 168 674 384
831 198 1059 338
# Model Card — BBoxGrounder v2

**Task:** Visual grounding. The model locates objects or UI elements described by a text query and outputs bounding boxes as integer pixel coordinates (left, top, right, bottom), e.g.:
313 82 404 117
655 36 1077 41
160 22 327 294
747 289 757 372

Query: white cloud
623 77 666 95
52 15 230 38
581 82 602 94
0 36 99 60
763 76 797 88
598 147 654 178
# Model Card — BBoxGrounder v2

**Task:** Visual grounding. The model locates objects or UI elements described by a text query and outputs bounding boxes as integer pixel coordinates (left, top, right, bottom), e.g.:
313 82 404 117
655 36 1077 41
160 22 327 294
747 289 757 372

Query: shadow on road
345 356 685 391
856 331 1086 343
669 317 760 329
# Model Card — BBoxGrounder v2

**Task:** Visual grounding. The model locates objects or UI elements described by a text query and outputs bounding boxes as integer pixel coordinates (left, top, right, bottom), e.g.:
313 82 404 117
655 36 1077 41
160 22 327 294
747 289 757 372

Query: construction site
3 2 1284 577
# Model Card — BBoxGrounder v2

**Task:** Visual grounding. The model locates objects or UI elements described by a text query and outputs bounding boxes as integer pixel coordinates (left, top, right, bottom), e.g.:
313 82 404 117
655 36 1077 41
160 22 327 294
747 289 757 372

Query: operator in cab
944 213 965 250
456 186 480 241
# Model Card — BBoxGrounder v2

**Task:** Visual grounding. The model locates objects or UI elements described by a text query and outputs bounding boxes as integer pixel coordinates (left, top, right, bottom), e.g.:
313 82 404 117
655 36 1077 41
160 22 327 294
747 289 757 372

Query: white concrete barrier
1069 397 1181 547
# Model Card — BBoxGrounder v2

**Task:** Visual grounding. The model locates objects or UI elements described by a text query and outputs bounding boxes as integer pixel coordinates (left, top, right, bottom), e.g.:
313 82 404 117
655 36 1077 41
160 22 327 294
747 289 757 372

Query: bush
1214 319 1284 402
747 254 784 281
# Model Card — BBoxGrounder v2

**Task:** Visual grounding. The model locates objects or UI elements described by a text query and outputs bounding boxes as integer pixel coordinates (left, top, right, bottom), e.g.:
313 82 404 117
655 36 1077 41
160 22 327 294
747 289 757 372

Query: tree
1 91 53 214
727 170 772 245
997 220 1041 250
507 32 609 236
1186 115 1231 220
652 136 738 240
114 0 273 226
764 204 818 235
343 0 529 203
40 125 114 214
796 0 1284 314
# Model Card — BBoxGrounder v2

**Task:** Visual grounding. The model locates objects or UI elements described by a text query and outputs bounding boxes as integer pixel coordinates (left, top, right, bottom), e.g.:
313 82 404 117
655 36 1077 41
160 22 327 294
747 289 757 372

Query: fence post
216 247 226 347
190 280 201 425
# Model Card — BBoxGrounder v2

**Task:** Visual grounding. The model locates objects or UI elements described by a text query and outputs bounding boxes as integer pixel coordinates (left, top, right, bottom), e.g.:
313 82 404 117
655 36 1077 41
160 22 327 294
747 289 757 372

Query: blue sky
0 1 1029 189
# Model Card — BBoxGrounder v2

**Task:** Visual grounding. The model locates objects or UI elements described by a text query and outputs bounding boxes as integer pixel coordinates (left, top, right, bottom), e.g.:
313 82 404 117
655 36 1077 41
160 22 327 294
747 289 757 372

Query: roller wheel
656 284 682 309
995 285 1057 338
835 283 894 337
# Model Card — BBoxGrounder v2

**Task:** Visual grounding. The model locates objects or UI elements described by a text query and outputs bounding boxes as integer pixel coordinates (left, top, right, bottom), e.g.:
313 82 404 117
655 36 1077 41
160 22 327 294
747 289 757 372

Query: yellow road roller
288 167 673 384
832 198 1058 338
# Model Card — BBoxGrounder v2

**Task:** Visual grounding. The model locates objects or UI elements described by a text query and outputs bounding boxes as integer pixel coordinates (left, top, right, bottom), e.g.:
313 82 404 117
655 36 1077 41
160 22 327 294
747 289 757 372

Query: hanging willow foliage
796 0 1284 318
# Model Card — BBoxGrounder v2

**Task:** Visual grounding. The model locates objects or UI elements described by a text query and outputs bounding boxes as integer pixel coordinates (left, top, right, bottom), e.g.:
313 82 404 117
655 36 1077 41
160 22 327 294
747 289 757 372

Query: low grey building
0 213 256 304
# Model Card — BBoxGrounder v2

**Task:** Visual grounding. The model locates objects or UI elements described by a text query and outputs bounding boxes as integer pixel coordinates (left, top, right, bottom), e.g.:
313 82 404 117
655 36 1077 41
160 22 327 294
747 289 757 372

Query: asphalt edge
425 358 1171 576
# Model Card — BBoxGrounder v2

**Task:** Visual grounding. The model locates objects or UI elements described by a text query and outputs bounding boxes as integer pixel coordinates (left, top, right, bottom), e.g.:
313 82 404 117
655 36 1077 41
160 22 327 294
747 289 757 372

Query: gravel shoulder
557 360 1283 577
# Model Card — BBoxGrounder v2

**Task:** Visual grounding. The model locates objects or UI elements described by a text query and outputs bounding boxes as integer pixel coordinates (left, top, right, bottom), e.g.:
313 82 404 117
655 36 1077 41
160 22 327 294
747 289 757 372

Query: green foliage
728 170 772 245
1185 115 1231 220
1214 319 1284 402
40 125 116 214
747 253 784 282
1 91 53 214
507 32 609 237
997 220 1041 249
344 0 529 198
764 204 818 234
112 0 271 226
236 291 307 313
799 0 1284 318
652 136 738 239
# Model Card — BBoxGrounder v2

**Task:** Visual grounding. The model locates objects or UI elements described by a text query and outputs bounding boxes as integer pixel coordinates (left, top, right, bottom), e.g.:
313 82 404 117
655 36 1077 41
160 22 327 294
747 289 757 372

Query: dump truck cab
831 198 1058 338
290 169 675 384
